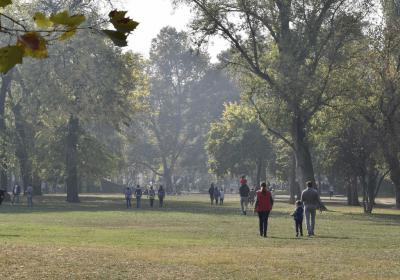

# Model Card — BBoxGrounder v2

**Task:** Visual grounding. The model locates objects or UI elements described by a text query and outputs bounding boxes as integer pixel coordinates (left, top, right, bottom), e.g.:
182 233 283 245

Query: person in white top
219 188 225 205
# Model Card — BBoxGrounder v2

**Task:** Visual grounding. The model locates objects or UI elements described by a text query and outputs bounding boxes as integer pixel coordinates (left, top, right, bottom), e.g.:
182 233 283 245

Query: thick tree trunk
0 72 13 189
66 115 79 202
32 171 42 196
382 144 400 209
163 166 173 194
361 166 377 214
292 116 315 185
12 103 33 193
346 176 359 206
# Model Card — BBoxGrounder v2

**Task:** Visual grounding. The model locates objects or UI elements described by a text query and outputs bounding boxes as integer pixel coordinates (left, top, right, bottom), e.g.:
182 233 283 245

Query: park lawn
0 194 399 280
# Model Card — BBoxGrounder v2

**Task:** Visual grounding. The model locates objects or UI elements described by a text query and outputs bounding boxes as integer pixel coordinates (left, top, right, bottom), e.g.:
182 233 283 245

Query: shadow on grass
0 234 21 237
342 212 400 226
314 235 352 240
0 195 294 218
0 200 363 218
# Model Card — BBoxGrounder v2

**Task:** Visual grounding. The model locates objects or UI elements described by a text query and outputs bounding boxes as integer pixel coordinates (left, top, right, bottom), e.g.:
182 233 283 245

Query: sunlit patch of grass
0 194 400 279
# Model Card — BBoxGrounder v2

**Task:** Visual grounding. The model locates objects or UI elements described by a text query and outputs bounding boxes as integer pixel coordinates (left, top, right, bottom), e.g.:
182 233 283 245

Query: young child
291 200 304 237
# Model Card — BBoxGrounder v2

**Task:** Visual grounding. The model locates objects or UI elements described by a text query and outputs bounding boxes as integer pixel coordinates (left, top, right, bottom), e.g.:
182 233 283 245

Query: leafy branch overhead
0 0 139 73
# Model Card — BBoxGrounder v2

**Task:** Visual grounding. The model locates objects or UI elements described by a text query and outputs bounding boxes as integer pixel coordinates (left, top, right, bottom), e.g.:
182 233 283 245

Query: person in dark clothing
208 183 215 205
158 185 165 208
213 186 220 205
301 181 322 236
0 189 5 205
124 187 132 208
239 179 250 215
291 200 304 237
149 186 156 208
134 185 142 208
254 182 273 237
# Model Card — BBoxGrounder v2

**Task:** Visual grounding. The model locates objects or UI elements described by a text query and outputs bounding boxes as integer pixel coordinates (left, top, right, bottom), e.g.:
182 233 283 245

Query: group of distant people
238 176 324 238
208 183 225 205
124 185 166 209
0 184 34 207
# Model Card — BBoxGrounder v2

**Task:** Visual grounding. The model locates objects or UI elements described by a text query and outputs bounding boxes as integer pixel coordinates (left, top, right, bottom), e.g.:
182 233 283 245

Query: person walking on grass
214 186 220 205
291 200 304 237
219 188 224 205
248 187 256 206
254 182 273 237
26 185 33 207
149 186 156 208
158 185 165 208
301 181 322 237
124 187 132 209
209 183 215 205
135 185 142 209
239 176 250 215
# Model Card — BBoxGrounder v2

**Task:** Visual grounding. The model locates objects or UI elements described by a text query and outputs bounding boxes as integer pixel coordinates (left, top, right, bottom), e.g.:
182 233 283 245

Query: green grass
1 194 400 279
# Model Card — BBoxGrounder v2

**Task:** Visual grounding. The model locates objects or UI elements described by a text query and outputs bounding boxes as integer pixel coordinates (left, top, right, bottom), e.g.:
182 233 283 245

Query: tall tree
178 0 371 185
206 103 274 187
133 27 214 192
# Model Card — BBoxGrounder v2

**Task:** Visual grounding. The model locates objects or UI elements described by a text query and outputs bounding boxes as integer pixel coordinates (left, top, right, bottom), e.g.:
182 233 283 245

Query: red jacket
256 190 273 212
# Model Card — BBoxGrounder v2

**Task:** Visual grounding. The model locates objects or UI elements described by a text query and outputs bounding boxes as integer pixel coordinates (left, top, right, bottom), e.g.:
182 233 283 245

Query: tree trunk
0 71 13 189
346 176 359 206
66 115 80 202
32 171 42 196
163 166 173 194
382 144 400 209
255 156 263 188
292 116 315 185
12 102 33 193
288 153 297 204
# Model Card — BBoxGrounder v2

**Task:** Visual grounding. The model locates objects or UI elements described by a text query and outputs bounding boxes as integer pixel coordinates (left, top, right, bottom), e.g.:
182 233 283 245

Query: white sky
116 0 229 62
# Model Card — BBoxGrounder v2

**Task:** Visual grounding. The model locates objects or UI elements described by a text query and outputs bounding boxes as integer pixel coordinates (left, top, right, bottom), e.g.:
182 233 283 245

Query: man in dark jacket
208 183 215 205
239 179 250 215
301 181 322 236
0 189 5 205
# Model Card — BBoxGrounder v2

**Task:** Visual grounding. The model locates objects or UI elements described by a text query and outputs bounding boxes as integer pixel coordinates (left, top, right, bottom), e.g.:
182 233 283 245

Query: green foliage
0 0 11 8
206 103 273 178
0 45 23 73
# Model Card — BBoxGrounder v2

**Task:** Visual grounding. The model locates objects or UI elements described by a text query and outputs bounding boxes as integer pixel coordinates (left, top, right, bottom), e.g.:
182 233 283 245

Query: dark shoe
296 233 299 237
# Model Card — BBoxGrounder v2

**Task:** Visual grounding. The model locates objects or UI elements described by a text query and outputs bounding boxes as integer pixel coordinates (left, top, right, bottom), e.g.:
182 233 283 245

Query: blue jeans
258 211 270 236
136 197 141 208
304 207 316 235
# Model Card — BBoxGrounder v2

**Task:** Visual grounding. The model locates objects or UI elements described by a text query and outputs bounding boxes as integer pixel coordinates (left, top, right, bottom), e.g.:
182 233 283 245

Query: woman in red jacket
254 182 274 237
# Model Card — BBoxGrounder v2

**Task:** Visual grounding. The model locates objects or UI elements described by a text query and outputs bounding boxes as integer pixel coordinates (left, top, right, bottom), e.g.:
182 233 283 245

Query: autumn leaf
59 29 77 41
50 11 86 28
102 30 128 47
33 12 53 28
109 10 139 33
0 0 12 8
17 32 48 58
0 46 23 73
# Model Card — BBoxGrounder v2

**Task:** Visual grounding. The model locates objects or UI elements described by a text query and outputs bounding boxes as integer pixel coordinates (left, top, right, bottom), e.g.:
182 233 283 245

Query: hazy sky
117 0 229 62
